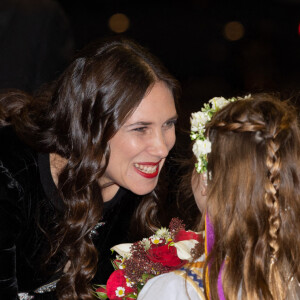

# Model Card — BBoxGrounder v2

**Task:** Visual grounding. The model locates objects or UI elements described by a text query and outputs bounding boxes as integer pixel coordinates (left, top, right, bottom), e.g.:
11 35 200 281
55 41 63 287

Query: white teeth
134 163 158 174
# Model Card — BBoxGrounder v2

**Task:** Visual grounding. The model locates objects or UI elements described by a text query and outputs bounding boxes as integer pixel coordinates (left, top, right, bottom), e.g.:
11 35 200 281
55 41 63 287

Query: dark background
59 0 300 124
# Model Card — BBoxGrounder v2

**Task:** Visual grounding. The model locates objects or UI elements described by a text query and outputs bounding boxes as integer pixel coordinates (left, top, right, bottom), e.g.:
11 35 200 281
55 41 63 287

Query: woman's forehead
124 82 176 124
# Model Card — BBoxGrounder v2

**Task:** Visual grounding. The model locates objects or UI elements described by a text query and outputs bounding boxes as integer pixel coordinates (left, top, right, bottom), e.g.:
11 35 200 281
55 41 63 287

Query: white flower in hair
209 97 229 110
193 139 211 157
190 111 211 132
190 95 251 173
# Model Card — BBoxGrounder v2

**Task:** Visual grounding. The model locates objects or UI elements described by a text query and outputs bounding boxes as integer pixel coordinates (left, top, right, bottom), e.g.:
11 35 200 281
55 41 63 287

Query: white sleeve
137 272 203 300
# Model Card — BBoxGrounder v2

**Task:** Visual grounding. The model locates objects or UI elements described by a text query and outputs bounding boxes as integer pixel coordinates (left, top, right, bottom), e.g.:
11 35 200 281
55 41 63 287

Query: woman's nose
148 131 169 158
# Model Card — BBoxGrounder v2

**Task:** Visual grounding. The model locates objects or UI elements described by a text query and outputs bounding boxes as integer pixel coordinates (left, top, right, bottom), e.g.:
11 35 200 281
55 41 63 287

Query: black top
0 127 141 299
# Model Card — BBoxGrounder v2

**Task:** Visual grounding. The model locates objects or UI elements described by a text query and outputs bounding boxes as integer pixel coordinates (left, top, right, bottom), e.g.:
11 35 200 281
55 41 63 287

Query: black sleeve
0 164 23 300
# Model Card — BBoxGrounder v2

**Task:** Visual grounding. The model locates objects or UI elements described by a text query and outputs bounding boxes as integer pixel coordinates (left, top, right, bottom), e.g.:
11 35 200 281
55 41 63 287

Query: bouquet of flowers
94 218 203 300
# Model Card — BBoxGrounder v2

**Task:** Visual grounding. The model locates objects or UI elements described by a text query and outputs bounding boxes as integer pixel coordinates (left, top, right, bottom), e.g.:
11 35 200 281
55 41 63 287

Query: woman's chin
130 183 158 195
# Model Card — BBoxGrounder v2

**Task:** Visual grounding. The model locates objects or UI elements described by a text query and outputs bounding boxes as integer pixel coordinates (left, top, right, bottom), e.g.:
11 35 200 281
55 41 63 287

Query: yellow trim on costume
185 275 206 299
188 262 204 278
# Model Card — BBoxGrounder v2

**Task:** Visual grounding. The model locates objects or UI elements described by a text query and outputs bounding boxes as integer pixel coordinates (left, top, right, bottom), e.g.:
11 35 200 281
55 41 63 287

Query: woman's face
100 81 177 201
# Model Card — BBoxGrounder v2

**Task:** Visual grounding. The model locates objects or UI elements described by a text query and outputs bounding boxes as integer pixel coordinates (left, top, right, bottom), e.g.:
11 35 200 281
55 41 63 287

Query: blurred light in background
223 21 245 41
108 13 130 33
298 22 300 35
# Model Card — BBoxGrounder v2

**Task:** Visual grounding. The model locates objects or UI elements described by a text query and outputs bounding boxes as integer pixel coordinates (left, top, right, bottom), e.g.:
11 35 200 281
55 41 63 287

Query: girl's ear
191 171 207 212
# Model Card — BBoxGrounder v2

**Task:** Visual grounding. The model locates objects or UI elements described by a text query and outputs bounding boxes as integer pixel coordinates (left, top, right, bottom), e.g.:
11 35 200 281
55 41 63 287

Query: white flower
115 287 125 297
190 111 210 132
190 132 198 140
111 243 132 259
125 277 135 288
191 95 250 173
209 97 229 110
192 139 211 158
142 238 151 250
195 161 202 173
150 235 162 244
174 239 200 262
238 94 251 100
156 227 168 236
156 227 171 240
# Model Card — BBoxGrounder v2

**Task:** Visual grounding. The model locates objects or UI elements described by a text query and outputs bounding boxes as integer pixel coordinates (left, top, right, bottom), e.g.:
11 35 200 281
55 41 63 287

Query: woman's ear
191 170 207 212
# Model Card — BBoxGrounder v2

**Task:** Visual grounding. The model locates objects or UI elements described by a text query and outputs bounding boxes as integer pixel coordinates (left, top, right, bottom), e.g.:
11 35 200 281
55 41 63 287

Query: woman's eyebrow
125 114 178 127
125 121 152 127
168 114 179 120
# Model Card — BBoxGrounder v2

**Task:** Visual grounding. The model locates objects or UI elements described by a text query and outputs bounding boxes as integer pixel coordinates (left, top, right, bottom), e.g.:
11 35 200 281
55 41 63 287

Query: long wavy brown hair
195 94 300 299
0 37 180 299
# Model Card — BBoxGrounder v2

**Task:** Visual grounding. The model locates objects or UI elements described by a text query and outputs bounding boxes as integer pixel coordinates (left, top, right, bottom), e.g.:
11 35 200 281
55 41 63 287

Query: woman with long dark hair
138 94 300 300
0 37 180 299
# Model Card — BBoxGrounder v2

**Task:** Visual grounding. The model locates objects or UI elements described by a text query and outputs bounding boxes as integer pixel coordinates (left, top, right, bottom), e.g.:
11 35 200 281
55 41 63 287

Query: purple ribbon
206 214 225 300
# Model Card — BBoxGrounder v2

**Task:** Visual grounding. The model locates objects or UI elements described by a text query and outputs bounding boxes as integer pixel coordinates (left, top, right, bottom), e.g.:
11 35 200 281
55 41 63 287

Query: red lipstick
134 161 161 179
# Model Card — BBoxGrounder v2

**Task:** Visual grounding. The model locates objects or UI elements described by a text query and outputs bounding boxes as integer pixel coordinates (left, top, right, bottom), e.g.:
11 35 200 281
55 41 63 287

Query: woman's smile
134 160 161 178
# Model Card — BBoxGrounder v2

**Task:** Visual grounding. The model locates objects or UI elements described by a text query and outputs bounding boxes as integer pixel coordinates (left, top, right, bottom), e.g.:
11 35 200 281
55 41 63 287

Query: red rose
174 229 200 242
106 269 135 299
147 243 184 268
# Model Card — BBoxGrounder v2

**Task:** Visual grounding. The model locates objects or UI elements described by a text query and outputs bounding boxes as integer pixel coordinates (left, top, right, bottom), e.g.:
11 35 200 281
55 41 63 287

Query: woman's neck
49 153 68 187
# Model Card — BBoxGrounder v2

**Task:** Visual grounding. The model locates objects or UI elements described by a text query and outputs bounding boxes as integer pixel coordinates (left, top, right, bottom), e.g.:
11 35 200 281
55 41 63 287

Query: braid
264 136 281 263
210 102 286 298
219 116 283 258
215 117 282 261
213 120 264 133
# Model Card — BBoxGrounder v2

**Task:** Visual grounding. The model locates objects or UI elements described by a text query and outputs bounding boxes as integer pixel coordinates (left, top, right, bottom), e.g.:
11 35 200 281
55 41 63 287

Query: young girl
138 94 300 300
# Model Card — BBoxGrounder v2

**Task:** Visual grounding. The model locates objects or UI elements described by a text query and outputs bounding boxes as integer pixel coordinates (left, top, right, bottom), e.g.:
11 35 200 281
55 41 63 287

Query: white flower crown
190 95 251 173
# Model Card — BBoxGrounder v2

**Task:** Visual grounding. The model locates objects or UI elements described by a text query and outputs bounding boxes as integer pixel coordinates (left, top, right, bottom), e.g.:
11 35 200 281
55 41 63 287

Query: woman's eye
133 127 147 132
164 119 177 128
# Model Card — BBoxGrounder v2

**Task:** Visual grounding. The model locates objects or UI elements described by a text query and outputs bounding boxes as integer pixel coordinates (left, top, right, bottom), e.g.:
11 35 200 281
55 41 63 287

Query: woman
0 37 180 299
138 94 300 300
